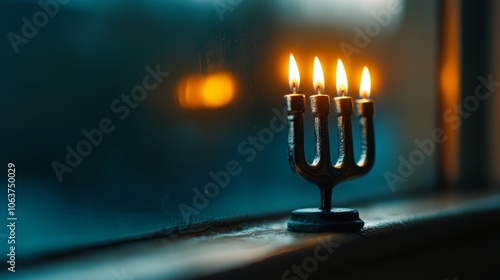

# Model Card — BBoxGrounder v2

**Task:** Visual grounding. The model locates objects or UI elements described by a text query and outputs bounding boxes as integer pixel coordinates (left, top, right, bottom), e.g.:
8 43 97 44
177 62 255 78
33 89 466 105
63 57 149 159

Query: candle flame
289 54 300 93
336 59 348 96
313 56 325 94
360 66 371 99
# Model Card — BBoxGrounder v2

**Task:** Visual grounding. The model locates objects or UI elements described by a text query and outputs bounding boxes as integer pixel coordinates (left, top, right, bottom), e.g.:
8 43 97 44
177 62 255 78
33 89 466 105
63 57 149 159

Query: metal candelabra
285 92 375 232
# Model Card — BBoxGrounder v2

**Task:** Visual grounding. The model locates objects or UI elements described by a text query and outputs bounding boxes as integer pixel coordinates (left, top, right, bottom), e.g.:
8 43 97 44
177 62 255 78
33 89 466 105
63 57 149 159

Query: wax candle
289 54 300 94
334 59 353 115
355 66 375 170
356 66 375 117
285 54 305 114
310 57 330 118
285 54 307 173
309 57 332 188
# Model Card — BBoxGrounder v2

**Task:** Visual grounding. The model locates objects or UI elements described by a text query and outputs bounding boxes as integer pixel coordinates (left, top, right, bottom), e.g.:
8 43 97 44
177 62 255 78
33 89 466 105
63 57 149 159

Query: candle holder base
287 208 364 232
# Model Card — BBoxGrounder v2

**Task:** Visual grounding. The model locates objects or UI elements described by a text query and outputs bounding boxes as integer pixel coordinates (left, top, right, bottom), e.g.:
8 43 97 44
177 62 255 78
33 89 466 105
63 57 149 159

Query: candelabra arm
334 114 356 173
287 113 316 179
332 97 356 178
352 97 376 178
312 114 332 167
286 94 326 183
310 94 340 185
356 116 375 172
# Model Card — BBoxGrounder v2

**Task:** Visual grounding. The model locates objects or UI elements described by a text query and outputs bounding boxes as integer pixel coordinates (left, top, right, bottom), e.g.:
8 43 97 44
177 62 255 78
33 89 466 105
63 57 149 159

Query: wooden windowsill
8 192 500 280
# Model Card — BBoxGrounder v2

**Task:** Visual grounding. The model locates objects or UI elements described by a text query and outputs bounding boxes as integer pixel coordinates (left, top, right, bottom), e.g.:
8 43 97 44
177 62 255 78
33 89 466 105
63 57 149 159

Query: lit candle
289 54 300 94
313 57 325 94
355 66 375 171
359 66 370 99
310 56 330 117
334 59 356 167
356 66 375 117
285 54 307 173
285 54 305 113
336 59 348 96
334 59 353 117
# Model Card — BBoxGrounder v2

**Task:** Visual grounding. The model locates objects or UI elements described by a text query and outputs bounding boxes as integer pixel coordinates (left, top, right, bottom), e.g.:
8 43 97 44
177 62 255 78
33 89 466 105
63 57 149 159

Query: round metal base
287 208 364 232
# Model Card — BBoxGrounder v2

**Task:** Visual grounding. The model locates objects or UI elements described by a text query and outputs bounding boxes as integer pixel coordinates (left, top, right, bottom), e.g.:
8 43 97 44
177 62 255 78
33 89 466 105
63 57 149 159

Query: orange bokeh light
178 73 235 109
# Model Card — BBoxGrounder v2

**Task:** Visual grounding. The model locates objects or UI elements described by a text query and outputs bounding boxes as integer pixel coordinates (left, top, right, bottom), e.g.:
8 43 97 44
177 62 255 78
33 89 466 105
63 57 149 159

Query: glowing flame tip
360 66 371 99
289 54 300 93
336 59 348 96
313 57 325 94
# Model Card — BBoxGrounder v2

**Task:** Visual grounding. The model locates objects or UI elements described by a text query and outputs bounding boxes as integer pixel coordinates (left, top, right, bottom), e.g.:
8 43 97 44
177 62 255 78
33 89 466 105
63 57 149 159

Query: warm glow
289 54 300 93
440 0 461 185
313 57 325 94
359 66 371 99
336 59 348 96
178 73 235 109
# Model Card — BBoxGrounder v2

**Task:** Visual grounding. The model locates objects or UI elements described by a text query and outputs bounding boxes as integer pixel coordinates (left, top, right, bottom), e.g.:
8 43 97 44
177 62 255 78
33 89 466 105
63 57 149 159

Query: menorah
285 55 375 232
